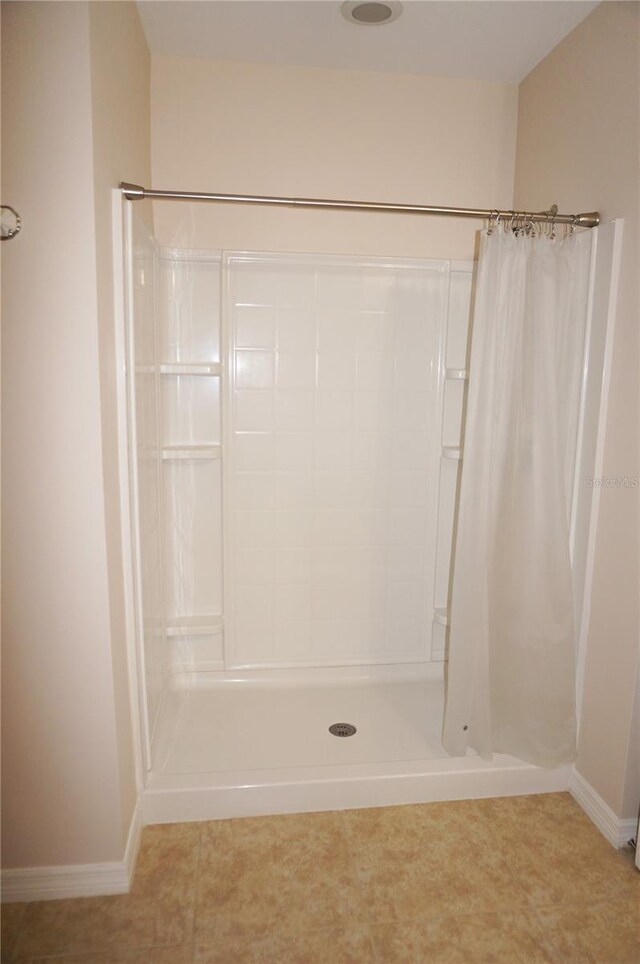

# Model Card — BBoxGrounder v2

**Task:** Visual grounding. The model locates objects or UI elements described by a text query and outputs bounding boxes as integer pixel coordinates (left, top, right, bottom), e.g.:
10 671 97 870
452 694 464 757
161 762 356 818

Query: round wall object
341 1 403 26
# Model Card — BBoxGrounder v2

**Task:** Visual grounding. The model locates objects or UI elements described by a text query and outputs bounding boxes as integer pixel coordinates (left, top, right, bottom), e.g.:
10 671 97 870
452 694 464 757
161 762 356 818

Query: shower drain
329 722 357 737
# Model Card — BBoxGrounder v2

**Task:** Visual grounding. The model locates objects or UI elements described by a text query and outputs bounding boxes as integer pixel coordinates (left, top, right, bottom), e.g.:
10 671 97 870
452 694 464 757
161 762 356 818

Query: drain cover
329 722 357 737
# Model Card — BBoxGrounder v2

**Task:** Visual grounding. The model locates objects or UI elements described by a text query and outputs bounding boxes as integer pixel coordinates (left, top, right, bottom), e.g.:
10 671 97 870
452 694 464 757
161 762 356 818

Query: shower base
140 664 571 824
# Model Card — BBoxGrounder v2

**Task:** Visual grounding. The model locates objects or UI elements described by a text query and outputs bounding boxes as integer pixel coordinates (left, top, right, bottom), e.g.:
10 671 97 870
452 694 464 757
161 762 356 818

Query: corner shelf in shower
433 607 450 627
134 363 223 376
441 446 463 460
161 445 222 460
445 368 468 380
160 362 222 376
165 615 223 637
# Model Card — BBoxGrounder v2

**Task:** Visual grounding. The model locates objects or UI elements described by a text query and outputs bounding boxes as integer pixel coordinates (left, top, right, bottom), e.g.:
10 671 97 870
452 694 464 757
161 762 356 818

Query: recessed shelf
441 446 463 460
161 445 222 461
160 363 222 376
135 363 223 376
165 615 223 637
433 607 450 627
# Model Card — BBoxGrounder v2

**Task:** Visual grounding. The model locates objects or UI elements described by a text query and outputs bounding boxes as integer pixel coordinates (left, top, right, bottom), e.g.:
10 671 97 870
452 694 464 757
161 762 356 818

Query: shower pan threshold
140 663 571 824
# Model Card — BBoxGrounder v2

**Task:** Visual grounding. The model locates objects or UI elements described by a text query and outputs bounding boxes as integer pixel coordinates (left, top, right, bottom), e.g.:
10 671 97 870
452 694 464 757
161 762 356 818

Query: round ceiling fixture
341 1 403 26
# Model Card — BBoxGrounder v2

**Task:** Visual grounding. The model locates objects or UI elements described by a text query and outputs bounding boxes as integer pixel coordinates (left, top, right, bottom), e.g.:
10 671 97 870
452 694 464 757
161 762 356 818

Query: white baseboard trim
1 803 142 904
1 861 130 904
570 769 637 848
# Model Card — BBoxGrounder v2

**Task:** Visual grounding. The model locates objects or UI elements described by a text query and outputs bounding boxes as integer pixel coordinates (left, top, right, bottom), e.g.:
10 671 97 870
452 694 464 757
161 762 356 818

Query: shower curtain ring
487 209 499 235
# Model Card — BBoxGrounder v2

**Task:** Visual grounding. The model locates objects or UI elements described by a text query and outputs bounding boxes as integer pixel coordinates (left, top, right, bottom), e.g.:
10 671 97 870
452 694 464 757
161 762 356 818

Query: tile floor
2 793 639 963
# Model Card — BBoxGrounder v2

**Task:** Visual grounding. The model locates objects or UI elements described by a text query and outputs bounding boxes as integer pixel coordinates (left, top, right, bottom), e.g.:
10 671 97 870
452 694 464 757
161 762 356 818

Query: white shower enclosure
116 196 619 823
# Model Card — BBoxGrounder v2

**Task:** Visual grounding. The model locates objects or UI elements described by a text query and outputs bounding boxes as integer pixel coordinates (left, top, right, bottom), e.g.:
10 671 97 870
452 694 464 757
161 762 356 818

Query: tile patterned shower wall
225 254 452 668
126 228 472 684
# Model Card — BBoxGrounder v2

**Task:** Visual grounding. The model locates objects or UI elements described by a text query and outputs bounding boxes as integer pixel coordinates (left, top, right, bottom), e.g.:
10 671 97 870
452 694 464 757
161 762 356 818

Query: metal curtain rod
120 182 600 228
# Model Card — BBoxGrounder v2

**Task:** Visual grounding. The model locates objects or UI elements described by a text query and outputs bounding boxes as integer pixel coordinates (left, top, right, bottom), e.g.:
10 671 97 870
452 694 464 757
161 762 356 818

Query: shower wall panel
126 224 472 683
157 253 221 364
162 460 223 618
128 213 165 742
156 250 224 673
225 253 454 669
432 266 473 659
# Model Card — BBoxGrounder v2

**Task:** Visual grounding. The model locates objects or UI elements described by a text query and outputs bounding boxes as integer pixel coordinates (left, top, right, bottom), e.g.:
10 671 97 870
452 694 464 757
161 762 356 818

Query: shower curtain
442 224 592 767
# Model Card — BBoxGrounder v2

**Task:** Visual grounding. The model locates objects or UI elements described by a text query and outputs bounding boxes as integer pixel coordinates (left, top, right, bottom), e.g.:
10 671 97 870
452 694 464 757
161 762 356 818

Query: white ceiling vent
341 1 403 26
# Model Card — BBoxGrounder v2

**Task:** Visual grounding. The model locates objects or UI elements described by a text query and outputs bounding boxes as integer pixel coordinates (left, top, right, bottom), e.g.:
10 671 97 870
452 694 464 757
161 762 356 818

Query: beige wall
1 0 150 868
151 57 518 260
88 0 151 848
515 1 640 819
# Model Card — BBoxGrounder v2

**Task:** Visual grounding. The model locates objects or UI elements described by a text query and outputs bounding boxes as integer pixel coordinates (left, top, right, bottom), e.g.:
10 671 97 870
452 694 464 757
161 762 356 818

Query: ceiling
136 0 598 84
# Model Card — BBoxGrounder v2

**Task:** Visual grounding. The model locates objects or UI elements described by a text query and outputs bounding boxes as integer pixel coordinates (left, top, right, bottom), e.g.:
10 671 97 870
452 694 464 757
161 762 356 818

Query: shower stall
115 191 618 824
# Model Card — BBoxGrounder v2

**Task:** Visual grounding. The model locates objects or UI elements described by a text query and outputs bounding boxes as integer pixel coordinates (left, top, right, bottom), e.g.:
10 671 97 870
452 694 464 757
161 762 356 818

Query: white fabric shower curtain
442 226 592 767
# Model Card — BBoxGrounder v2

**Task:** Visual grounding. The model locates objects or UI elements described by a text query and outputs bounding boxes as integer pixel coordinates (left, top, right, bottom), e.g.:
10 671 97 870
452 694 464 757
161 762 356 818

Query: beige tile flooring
2 793 639 963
